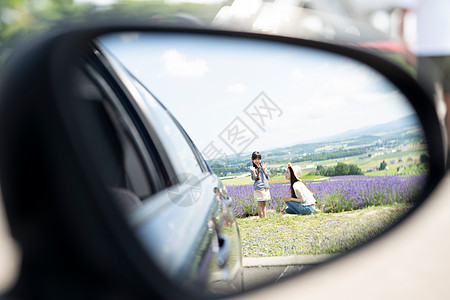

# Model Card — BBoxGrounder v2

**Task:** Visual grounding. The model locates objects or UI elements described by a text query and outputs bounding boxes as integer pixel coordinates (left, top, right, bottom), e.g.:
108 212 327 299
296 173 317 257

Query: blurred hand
262 162 268 169
249 166 256 172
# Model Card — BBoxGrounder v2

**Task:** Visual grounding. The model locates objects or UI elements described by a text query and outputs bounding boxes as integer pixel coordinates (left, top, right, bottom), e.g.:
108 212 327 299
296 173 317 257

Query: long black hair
251 151 262 181
288 165 299 198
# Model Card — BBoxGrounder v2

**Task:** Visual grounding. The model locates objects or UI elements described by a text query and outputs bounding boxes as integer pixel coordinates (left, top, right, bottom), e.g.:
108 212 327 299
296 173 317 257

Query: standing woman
249 151 270 218
284 162 316 215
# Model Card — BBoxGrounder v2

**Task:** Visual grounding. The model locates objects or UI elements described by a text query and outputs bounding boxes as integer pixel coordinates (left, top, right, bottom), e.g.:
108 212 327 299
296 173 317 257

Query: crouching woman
284 163 316 215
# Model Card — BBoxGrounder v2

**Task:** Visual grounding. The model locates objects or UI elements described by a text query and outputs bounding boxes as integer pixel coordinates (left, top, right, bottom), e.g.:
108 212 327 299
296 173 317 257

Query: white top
398 0 450 56
293 181 316 206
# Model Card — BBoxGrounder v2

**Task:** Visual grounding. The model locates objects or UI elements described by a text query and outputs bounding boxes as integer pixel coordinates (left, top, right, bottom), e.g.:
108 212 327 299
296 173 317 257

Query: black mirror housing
0 23 446 299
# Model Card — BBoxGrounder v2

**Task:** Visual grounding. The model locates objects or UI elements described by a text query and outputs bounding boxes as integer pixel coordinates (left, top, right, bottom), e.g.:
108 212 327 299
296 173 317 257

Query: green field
219 145 428 185
295 148 425 170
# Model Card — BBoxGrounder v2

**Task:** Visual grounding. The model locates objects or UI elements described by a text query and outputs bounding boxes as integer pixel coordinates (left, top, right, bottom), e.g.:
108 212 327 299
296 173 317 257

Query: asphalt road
244 265 308 290
243 255 337 291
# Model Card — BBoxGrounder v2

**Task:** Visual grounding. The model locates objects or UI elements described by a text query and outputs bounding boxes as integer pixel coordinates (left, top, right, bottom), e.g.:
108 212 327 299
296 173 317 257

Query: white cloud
227 83 247 94
162 50 209 78
289 69 304 83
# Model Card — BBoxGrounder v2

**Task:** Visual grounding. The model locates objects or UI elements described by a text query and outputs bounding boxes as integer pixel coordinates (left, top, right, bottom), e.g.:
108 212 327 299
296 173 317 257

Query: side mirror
0 24 446 299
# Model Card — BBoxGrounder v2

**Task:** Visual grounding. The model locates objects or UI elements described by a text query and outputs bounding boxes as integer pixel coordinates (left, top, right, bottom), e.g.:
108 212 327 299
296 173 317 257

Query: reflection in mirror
85 32 428 296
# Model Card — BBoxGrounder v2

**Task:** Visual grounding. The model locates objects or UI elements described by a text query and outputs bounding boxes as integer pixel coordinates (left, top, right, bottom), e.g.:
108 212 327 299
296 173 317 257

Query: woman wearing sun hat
284 163 316 215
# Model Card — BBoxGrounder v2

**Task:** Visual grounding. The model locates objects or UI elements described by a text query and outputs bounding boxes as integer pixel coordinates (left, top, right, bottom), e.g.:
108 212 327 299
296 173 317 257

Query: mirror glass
88 32 428 295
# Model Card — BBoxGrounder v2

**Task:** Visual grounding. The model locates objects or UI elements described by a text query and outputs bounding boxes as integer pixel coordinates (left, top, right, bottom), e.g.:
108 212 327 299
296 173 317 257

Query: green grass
236 205 411 257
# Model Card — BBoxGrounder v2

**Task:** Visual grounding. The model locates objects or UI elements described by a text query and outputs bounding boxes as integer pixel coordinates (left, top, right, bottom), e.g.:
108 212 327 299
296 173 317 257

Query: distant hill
208 114 423 166
306 114 420 143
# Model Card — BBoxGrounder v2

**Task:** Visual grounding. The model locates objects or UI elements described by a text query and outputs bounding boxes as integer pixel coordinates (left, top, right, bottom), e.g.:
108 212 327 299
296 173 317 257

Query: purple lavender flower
226 175 427 217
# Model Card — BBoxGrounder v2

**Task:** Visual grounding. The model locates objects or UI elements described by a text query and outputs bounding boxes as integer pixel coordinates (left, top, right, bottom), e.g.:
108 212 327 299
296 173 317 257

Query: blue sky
99 32 419 157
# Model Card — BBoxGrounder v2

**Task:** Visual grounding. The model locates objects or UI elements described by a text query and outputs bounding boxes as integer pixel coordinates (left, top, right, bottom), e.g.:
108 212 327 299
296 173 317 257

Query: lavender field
227 175 427 218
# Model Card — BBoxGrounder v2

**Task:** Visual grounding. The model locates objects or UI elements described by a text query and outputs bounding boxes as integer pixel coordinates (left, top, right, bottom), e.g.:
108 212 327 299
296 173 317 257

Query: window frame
84 46 170 196
87 43 212 196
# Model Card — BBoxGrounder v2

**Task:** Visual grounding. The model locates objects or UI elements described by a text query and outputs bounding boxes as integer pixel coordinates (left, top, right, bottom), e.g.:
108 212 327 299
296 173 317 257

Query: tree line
292 149 367 163
310 162 363 177
210 163 250 177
